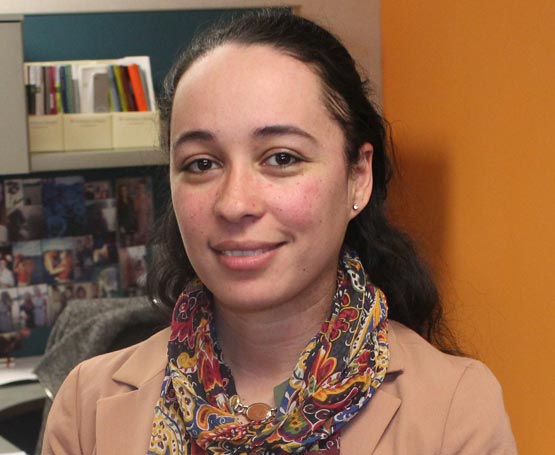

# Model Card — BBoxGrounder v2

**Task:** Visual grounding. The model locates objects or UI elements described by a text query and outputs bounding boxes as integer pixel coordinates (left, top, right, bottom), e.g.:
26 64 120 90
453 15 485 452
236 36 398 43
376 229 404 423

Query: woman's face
170 44 372 312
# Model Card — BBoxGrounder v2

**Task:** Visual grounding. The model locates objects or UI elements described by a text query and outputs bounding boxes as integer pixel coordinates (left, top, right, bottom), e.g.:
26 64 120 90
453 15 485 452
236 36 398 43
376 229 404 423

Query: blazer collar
340 321 405 454
387 320 405 374
111 327 170 387
96 328 170 455
95 323 404 455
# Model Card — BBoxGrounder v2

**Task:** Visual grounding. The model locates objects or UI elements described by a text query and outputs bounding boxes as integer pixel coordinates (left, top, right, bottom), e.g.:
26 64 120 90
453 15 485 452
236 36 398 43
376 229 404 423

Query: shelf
30 147 167 172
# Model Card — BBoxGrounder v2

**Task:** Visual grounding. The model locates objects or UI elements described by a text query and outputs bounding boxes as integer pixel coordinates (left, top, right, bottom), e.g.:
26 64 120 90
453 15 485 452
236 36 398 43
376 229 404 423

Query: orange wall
382 2 555 453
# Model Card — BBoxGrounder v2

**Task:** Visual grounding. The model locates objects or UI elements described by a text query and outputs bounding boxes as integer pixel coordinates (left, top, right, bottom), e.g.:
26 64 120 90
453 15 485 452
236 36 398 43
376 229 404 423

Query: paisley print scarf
148 248 389 454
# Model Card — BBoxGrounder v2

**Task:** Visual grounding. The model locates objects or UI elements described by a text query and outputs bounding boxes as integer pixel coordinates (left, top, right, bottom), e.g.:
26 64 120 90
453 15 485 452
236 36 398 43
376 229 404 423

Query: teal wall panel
22 9 254 93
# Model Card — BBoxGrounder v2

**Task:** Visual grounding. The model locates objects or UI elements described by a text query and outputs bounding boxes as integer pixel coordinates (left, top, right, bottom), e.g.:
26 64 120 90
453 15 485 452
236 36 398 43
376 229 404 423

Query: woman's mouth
211 241 285 271
219 247 275 257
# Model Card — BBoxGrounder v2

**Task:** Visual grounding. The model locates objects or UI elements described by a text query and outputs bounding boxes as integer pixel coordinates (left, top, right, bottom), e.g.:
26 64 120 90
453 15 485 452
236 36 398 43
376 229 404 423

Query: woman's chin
210 284 296 315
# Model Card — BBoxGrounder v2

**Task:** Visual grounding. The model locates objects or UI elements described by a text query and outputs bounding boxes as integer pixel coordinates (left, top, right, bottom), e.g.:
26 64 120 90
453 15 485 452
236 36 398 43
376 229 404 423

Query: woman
20 291 35 329
133 179 154 244
0 256 15 288
43 10 516 454
0 290 13 333
117 183 138 245
32 285 47 327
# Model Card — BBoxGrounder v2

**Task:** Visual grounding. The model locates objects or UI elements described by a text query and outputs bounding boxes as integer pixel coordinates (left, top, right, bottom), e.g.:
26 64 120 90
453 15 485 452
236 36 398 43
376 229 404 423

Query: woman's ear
349 142 373 219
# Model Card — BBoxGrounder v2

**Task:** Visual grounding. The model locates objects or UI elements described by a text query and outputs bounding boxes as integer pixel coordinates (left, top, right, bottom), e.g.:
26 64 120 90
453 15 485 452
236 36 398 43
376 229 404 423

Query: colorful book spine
112 65 129 112
127 64 148 112
63 65 75 113
41 66 48 115
59 65 69 113
120 65 137 112
45 66 55 115
107 65 121 112
29 65 44 115
137 68 151 111
25 65 36 115
54 65 64 113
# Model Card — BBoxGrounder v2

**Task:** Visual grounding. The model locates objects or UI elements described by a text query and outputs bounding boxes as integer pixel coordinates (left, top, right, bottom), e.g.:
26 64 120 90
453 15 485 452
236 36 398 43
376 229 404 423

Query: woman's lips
219 247 275 257
211 241 285 271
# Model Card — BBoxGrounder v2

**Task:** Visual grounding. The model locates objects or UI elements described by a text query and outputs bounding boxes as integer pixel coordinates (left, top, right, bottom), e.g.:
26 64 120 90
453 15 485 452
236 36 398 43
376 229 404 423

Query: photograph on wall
84 180 113 200
17 284 48 329
0 246 15 289
73 235 94 282
115 177 153 246
4 178 45 242
3 178 42 209
93 265 119 298
3 179 23 210
7 205 44 242
0 287 18 333
42 176 87 238
72 282 98 300
47 283 75 326
86 198 117 235
92 233 119 265
42 237 74 284
0 170 160 355
12 240 44 286
118 244 147 295
0 181 8 245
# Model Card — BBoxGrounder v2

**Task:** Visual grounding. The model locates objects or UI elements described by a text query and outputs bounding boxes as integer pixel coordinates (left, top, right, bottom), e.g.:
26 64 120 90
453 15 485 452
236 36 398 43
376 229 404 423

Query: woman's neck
214 284 334 406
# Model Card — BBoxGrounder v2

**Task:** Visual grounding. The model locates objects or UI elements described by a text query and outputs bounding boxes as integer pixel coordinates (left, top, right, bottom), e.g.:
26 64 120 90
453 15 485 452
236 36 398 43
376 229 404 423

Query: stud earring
353 203 359 211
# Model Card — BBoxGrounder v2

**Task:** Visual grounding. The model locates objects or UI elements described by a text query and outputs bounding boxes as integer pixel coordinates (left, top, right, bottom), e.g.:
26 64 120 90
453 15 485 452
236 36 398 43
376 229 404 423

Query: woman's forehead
170 44 336 139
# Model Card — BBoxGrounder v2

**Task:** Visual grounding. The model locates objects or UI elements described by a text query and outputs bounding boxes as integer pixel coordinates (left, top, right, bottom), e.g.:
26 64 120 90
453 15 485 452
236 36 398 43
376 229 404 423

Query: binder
112 65 129 112
127 64 148 112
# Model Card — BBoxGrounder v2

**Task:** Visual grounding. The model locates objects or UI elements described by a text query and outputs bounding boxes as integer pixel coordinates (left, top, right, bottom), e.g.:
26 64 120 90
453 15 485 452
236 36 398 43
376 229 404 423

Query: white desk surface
0 356 41 387
0 436 25 455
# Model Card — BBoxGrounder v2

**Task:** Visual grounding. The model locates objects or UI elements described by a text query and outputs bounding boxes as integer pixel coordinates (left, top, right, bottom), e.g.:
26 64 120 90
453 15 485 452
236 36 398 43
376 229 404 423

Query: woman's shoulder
43 328 170 455
380 321 517 454
49 326 170 416
389 320 477 371
387 320 504 402
71 326 170 389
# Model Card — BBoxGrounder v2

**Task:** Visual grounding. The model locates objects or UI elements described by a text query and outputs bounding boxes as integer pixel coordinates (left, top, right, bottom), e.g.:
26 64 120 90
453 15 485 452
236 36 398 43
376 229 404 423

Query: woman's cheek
272 178 324 230
172 191 210 238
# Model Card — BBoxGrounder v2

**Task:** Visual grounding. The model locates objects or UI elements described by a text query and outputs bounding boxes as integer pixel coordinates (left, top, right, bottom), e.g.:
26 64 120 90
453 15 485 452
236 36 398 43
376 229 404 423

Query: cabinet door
0 18 30 175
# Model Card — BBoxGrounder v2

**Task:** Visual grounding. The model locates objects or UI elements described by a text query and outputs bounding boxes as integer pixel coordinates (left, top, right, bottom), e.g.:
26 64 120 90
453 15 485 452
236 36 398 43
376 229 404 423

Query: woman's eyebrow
171 124 318 151
171 129 215 150
252 125 318 144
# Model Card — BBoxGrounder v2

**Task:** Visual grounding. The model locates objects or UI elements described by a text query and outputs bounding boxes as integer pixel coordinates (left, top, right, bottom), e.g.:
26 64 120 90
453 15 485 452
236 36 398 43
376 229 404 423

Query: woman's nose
213 168 264 223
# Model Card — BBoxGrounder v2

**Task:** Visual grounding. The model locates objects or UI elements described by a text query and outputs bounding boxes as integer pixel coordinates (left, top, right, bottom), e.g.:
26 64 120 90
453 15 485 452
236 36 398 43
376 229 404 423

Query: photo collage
0 176 153 334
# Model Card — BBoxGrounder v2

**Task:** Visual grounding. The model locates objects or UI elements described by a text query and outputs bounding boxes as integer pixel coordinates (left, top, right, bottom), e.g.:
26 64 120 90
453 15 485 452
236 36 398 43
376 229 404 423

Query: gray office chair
33 296 169 454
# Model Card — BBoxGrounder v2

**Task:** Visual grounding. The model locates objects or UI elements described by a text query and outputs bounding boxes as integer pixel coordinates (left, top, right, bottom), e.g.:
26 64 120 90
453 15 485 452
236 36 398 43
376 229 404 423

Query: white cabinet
0 16 30 175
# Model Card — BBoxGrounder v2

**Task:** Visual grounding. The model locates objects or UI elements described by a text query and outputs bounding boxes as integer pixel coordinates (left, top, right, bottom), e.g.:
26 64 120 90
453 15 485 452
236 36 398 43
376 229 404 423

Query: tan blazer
43 321 517 454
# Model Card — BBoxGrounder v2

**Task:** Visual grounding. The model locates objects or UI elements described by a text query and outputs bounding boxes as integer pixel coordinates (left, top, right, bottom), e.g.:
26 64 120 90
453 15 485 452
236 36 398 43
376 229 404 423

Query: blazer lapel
341 322 405 454
341 389 401 454
95 328 170 455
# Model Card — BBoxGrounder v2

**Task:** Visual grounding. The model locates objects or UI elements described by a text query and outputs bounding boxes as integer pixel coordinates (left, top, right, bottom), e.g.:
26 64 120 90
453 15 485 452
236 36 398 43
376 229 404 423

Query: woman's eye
265 151 299 167
185 158 219 173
